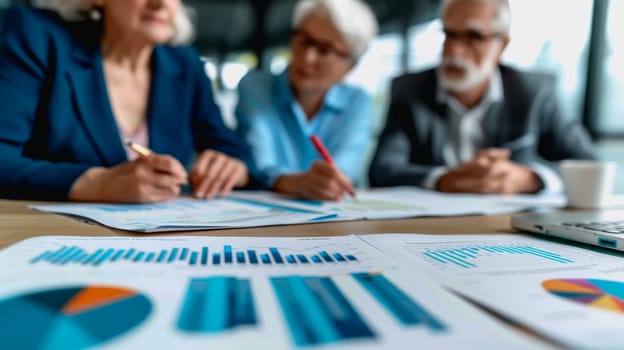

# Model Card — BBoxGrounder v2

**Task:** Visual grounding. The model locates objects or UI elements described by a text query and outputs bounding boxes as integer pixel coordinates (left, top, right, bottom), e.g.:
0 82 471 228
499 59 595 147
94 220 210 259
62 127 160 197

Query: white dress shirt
423 69 563 193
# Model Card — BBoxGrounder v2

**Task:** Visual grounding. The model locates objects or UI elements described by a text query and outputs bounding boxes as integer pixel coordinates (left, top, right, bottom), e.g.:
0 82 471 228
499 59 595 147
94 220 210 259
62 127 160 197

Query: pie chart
0 285 152 350
543 278 624 314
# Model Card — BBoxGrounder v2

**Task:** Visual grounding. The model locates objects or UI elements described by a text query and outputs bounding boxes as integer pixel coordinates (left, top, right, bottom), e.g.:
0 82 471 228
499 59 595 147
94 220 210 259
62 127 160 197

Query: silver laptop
511 210 624 252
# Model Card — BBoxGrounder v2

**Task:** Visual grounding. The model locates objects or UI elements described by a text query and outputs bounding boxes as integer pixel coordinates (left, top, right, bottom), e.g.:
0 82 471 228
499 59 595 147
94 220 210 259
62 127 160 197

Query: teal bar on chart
177 277 256 333
248 250 258 264
224 245 233 263
352 272 446 331
271 275 375 346
202 247 209 266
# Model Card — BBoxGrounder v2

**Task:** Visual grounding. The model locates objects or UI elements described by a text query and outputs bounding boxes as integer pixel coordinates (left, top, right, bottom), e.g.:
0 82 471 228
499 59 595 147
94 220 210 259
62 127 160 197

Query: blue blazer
0 6 261 200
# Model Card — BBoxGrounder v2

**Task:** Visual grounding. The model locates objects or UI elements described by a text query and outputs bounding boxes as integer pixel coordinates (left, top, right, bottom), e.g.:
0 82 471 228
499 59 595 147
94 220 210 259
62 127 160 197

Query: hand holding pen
68 142 187 203
310 135 356 199
129 143 249 200
272 135 356 201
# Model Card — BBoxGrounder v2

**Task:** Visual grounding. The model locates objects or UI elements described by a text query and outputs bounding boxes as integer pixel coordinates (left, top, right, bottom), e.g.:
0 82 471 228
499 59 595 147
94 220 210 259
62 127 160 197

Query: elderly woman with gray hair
0 0 262 202
235 0 378 201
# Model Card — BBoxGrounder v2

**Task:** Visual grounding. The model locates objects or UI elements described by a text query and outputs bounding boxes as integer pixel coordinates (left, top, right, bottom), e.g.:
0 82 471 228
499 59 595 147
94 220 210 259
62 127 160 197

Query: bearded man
369 0 596 194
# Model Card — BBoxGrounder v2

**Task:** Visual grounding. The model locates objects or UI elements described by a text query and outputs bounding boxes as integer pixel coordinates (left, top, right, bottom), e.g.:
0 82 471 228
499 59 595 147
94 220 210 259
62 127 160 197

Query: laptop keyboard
562 221 624 234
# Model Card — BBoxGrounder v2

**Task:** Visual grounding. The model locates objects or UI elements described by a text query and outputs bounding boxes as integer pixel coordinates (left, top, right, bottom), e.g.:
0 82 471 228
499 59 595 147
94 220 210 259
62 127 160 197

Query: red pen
310 135 356 198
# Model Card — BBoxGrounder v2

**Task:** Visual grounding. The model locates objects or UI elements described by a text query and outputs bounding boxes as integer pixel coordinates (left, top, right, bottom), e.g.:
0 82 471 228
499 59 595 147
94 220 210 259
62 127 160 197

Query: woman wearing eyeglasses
235 0 378 201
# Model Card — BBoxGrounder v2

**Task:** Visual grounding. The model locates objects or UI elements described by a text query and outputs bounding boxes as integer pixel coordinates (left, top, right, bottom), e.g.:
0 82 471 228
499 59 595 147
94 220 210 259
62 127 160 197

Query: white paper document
362 233 624 350
30 197 334 232
232 187 565 219
30 188 564 232
0 235 545 350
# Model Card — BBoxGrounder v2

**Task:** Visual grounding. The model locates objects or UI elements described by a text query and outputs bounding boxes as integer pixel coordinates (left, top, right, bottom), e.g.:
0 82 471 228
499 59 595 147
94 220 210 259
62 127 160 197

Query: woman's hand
189 150 249 199
69 154 188 203
274 160 354 201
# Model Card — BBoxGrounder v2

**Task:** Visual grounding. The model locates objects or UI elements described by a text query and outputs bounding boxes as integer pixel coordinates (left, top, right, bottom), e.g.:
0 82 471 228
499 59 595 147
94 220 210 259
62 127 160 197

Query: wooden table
0 199 515 249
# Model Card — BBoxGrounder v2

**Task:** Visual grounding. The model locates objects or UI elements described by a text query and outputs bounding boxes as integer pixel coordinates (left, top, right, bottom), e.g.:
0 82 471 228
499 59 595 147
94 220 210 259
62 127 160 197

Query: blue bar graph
261 254 271 264
352 272 446 331
29 245 362 268
271 275 375 346
270 248 284 264
248 250 258 264
133 252 145 262
168 248 179 262
180 248 189 261
319 251 334 263
422 245 575 269
177 277 256 333
202 247 209 266
224 245 232 263
124 249 136 260
111 250 125 262
157 250 167 263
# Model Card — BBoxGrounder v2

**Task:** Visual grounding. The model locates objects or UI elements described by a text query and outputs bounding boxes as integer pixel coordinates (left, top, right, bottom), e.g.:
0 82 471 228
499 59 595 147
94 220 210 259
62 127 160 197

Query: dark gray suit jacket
369 65 597 187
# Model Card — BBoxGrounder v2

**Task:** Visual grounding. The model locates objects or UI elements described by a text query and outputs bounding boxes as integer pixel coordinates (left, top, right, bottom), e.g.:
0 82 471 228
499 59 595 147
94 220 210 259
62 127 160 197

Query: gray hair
440 0 511 36
34 0 195 45
293 0 378 61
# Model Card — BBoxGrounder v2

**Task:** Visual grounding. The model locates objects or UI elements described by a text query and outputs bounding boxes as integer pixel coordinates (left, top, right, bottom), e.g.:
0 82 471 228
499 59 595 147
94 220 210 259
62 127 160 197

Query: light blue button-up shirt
235 69 373 187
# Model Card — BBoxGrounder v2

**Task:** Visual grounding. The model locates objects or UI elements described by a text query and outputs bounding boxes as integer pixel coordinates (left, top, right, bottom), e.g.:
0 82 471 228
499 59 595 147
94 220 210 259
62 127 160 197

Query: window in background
202 53 257 128
504 0 593 121
407 20 444 71
268 47 290 75
344 33 403 184
345 33 404 132
598 0 624 133
404 0 593 122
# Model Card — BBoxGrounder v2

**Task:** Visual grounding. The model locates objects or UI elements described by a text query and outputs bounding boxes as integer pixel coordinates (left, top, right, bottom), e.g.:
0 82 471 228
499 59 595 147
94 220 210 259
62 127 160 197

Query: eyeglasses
291 29 351 61
443 28 503 49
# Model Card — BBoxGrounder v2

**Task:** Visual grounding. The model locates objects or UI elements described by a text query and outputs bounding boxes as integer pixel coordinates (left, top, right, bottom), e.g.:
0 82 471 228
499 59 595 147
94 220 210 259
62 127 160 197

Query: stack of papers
0 235 546 350
30 187 565 232
364 233 624 349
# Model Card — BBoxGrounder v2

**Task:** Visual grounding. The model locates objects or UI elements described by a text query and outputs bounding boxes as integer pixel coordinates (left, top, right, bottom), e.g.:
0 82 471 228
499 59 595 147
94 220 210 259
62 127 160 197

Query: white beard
438 42 501 93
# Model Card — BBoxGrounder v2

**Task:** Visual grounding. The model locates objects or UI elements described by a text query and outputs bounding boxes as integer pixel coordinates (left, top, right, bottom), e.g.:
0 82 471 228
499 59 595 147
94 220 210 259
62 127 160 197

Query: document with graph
29 197 334 232
362 233 624 349
231 187 565 220
0 235 545 350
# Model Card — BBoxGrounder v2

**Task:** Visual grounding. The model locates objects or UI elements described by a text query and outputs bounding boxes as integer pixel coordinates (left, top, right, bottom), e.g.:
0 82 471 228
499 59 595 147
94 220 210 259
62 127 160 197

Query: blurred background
2 0 623 190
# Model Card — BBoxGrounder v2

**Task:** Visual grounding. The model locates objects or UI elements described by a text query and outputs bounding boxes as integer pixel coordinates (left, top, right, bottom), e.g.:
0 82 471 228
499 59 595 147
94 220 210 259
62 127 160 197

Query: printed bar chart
422 245 575 268
352 272 446 330
177 277 256 333
271 275 375 346
29 244 360 268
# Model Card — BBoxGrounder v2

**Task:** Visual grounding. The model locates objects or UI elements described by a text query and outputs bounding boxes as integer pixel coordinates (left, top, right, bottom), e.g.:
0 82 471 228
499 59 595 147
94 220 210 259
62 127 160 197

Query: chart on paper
0 235 549 350
0 285 152 350
175 272 447 347
28 241 364 269
361 233 613 274
1 236 394 275
360 233 624 349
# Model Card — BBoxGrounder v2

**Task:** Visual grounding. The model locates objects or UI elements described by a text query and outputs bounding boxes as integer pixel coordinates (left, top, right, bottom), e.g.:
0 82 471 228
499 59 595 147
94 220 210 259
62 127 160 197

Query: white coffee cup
560 160 617 208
